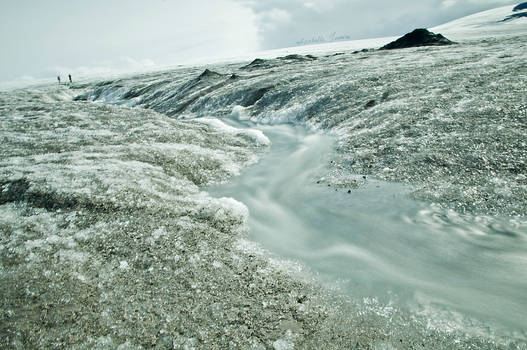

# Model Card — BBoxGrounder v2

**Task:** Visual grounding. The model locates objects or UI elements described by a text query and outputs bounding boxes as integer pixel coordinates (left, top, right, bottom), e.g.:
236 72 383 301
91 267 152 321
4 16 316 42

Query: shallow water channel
207 117 527 336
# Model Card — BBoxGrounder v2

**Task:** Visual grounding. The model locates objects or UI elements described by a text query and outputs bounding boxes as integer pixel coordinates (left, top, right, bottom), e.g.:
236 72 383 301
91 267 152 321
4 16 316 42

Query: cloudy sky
0 0 518 84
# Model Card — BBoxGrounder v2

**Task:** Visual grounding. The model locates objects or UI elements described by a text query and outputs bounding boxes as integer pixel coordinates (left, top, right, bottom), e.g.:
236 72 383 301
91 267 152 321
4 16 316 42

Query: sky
0 0 519 85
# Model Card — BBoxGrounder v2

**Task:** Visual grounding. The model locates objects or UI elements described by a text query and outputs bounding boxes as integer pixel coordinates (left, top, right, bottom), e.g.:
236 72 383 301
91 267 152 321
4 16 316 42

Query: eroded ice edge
1 5 527 349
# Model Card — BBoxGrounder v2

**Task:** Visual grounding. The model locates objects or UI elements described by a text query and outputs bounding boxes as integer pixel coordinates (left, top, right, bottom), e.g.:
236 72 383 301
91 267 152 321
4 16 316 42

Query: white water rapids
208 118 527 334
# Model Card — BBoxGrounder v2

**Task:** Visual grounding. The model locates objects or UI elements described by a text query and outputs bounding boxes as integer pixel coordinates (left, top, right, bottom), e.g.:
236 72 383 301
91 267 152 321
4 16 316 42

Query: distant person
57 76 61 84
68 74 72 84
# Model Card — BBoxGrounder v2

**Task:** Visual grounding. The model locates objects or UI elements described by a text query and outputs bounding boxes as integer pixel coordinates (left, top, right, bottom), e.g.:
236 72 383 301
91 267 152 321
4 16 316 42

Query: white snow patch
152 226 168 240
231 105 251 121
432 5 527 40
216 197 250 223
196 117 271 146
58 250 89 264
119 261 130 270
273 330 295 350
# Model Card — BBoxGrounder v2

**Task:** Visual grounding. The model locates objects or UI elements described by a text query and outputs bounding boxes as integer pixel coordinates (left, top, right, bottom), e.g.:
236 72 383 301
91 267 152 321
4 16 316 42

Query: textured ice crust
2 88 519 350
0 91 292 348
2 9 527 349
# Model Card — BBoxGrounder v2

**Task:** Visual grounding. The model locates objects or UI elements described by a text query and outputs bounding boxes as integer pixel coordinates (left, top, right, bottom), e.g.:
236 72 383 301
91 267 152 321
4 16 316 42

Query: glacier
1 4 527 349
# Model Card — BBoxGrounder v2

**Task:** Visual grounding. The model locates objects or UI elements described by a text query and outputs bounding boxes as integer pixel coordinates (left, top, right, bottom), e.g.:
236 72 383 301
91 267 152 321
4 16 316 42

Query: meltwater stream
208 117 527 336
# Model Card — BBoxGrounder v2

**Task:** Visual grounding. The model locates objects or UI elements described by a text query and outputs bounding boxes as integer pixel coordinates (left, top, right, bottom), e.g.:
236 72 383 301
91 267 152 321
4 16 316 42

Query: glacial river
208 117 527 336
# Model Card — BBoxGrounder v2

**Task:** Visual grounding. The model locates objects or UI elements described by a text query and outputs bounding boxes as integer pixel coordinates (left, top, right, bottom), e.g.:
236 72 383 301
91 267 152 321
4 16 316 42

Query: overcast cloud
240 0 518 48
0 0 518 85
0 0 259 84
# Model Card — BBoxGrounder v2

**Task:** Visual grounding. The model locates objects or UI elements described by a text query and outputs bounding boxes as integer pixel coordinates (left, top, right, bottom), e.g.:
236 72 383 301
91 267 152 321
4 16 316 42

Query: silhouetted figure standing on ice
68 74 72 84
57 76 61 84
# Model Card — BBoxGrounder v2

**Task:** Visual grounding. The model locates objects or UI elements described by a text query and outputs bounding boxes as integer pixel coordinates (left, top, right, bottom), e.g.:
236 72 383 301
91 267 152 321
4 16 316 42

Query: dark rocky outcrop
247 58 266 66
352 49 370 54
240 58 272 70
241 54 317 70
502 12 527 21
197 69 223 80
380 29 455 50
277 54 317 61
513 2 527 11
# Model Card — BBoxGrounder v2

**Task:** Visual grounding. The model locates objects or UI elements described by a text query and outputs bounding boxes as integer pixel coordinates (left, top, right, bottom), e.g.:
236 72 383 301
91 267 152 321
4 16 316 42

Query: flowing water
208 117 527 335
